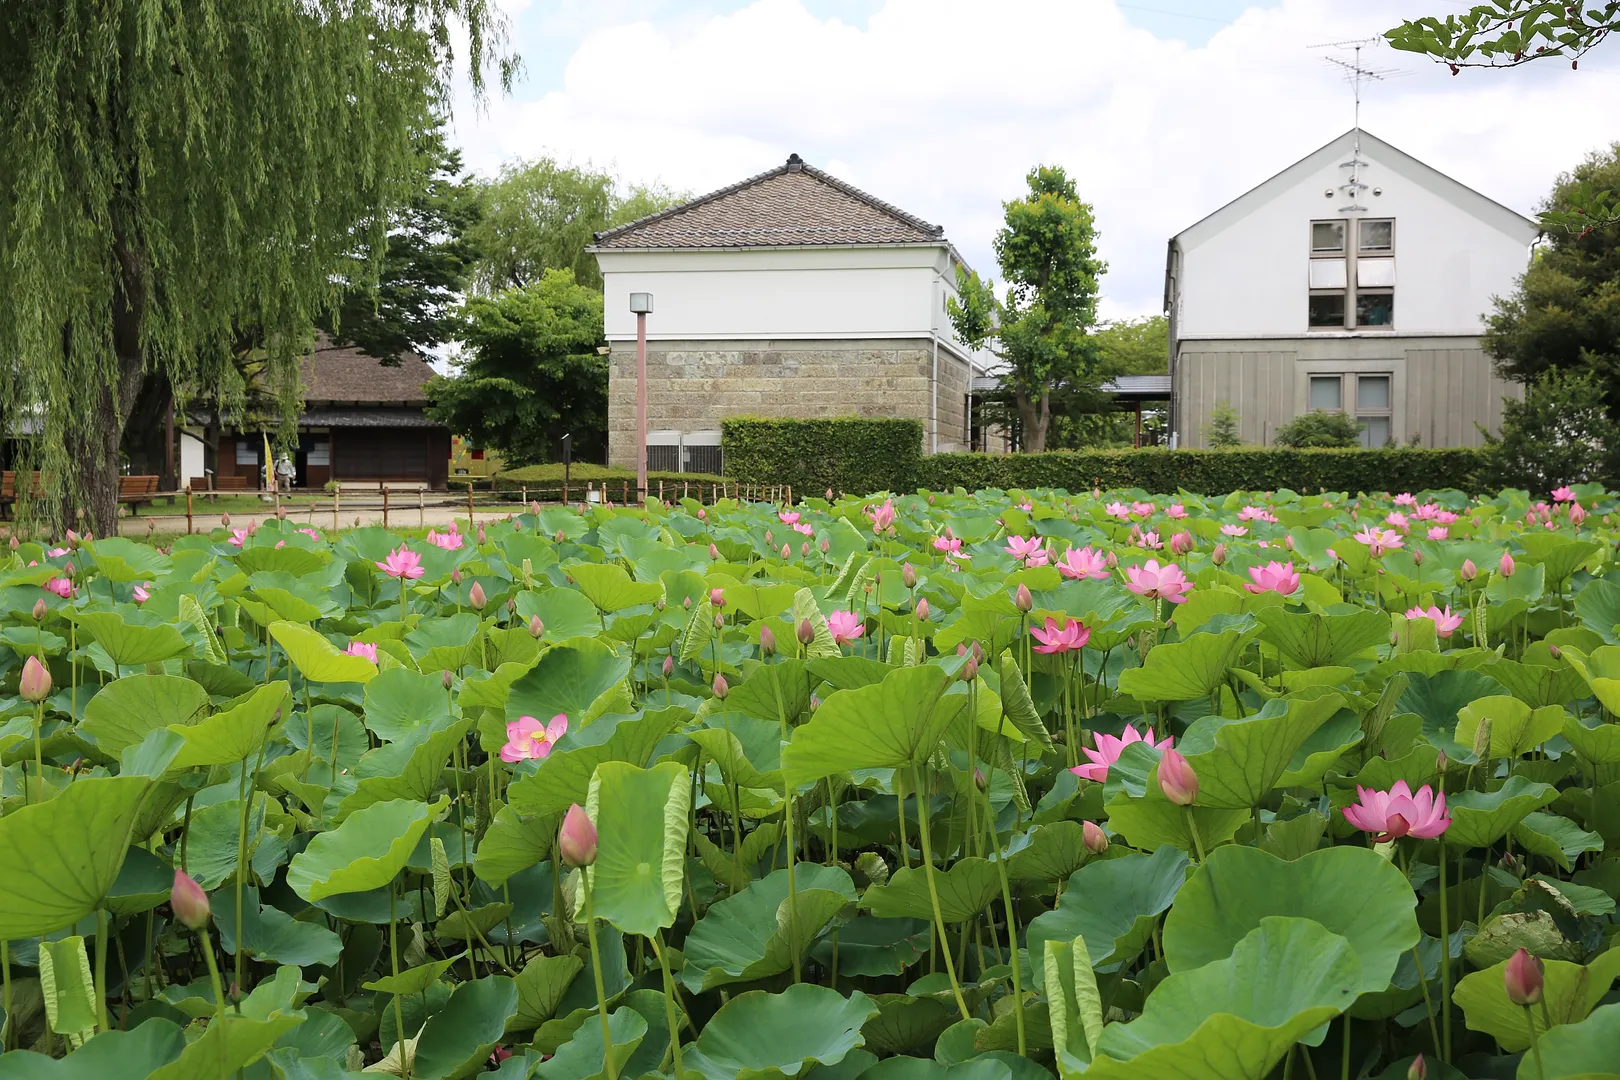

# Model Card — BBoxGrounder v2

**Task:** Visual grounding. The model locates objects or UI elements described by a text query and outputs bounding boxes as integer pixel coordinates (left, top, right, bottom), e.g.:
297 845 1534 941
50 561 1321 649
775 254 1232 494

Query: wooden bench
118 475 162 514
189 475 253 493
0 472 46 519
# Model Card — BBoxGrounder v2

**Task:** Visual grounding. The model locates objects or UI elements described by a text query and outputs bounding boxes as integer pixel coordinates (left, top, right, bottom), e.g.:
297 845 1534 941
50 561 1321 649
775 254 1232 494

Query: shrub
721 416 923 495
1273 411 1365 449
1203 401 1242 448
1483 368 1620 491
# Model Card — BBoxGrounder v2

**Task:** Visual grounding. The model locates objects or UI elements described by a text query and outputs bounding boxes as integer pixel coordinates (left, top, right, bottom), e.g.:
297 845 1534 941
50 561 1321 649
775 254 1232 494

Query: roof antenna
1308 36 1407 213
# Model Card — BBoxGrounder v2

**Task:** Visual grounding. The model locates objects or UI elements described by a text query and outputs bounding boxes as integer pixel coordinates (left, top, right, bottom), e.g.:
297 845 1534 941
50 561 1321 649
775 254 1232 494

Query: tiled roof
301 337 435 405
592 154 945 249
300 407 443 429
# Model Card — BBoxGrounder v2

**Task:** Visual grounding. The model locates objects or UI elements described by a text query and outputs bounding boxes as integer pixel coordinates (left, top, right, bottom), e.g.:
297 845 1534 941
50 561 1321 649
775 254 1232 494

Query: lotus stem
583 874 618 1080
770 674 801 983
895 768 911 870
1 940 10 1051
651 931 685 1076
390 885 410 1080
912 764 971 1023
1182 806 1207 864
197 926 227 1024
1438 842 1451 1062
988 705 1026 1055
1524 1004 1544 1079
31 701 44 802
94 907 110 1033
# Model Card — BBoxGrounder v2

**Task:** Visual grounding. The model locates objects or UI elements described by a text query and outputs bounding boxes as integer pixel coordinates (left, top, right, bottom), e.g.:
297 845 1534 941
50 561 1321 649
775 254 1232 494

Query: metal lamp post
629 292 654 502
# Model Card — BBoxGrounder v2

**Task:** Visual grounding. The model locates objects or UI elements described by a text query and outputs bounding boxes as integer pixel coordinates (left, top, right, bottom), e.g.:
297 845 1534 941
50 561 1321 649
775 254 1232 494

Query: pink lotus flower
133 582 151 604
933 535 962 554
1029 616 1089 654
1426 526 1449 541
1353 526 1404 557
1105 501 1132 520
501 713 568 763
425 525 463 550
1412 503 1441 520
1135 530 1164 551
1018 501 1034 513
44 577 72 599
1070 723 1172 782
228 528 250 548
47 547 68 558
558 803 598 867
867 499 896 532
779 511 800 525
1245 561 1300 596
1166 504 1187 519
793 521 814 535
1220 524 1248 537
1004 535 1044 561
1570 502 1587 526
1057 546 1109 580
1385 512 1409 530
1342 780 1450 841
1158 747 1198 805
827 610 865 645
1551 486 1576 502
1131 501 1155 517
376 546 425 579
345 641 378 662
1124 559 1191 604
1023 548 1050 568
298 528 323 542
1393 492 1417 507
1406 604 1463 638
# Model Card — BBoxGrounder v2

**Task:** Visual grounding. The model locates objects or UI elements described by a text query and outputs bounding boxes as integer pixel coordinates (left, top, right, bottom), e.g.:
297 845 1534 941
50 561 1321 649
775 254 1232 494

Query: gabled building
1165 129 1538 449
589 154 996 472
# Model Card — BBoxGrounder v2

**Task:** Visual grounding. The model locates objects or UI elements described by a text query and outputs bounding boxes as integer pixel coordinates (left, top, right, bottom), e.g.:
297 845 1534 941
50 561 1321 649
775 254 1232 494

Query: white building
1165 128 1539 449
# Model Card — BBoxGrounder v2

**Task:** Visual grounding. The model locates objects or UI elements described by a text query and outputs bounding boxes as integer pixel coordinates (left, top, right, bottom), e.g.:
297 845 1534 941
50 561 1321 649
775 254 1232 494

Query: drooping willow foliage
0 1 512 533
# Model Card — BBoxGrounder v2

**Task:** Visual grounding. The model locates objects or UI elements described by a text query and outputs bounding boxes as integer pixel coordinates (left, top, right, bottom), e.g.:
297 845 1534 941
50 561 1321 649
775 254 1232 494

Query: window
1356 290 1395 327
1309 259 1347 289
1308 293 1346 328
1359 219 1394 252
1308 376 1343 411
1311 220 1346 253
1308 217 1396 331
1356 374 1392 447
1357 258 1395 287
307 439 331 466
236 440 260 466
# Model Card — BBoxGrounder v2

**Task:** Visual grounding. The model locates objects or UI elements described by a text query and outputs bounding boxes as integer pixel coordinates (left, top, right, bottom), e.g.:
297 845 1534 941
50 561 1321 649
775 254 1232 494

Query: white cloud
447 0 1619 319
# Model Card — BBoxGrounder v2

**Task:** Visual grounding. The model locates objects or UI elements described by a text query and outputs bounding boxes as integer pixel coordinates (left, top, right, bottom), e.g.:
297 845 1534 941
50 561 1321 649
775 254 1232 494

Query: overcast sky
445 0 1618 321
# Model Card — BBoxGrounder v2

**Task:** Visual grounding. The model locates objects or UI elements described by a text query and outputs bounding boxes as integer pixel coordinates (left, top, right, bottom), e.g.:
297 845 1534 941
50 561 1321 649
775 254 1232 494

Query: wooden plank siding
1176 349 1296 448
1404 348 1520 449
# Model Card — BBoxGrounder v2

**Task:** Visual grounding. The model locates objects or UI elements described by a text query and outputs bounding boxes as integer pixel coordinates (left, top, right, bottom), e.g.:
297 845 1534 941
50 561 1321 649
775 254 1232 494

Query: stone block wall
607 338 972 470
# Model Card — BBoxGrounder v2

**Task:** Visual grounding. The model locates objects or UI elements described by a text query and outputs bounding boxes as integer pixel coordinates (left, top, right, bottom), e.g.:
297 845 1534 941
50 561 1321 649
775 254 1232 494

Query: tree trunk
1016 390 1052 453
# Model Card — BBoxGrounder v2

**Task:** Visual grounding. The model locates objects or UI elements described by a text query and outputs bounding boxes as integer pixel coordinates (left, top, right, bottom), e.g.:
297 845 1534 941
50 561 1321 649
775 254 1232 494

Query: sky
444 0 1618 321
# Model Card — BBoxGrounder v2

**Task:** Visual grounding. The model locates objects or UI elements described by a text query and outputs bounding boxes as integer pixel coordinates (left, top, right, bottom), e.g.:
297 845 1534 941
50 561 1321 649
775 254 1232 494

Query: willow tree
0 2 510 533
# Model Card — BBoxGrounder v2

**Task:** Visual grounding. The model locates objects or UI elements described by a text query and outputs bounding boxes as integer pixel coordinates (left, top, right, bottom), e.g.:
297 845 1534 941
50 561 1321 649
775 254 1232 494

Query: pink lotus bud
709 544 720 560
477 525 487 544
826 488 834 501
797 618 815 645
1435 750 1448 774
63 562 74 578
765 530 774 546
962 656 979 681
531 501 541 515
712 672 729 699
451 567 462 586
1212 542 1227 566
442 670 454 689
1170 532 1193 555
1408 1054 1426 1080
957 643 967 656
468 582 487 611
710 588 725 609
1105 551 1118 568
820 538 830 553
972 640 983 663
760 625 777 656
171 869 211 930
1500 552 1515 577
1082 820 1109 854
1411 549 1424 566
1014 583 1033 612
7 536 16 551
974 768 986 791
529 615 544 638
19 655 51 703
662 655 674 678
781 543 791 560
1571 502 1588 525
1158 748 1198 806
1549 644 1562 659
1461 559 1477 581
1283 534 1295 551
915 598 930 622
221 514 230 527
902 563 917 589
507 598 516 615
696 507 707 521
801 542 810 557
31 599 47 621
1504 947 1543 1005
558 804 598 868
713 613 724 629
555 529 567 543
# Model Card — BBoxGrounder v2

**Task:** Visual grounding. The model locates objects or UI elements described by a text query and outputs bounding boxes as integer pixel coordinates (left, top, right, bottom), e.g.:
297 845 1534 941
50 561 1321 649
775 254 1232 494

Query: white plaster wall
180 428 206 487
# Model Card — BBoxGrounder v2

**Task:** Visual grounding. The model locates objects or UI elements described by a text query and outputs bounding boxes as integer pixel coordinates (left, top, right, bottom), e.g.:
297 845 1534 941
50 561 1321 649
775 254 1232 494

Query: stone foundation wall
607 338 971 470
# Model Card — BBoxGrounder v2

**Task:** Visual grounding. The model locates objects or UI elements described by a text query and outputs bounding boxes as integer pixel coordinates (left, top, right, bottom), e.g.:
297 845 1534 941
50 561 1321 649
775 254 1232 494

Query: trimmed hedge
722 416 923 496
493 462 726 491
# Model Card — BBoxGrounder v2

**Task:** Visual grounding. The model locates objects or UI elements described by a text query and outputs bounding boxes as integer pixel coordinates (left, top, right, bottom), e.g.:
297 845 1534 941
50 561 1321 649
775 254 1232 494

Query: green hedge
722 417 923 496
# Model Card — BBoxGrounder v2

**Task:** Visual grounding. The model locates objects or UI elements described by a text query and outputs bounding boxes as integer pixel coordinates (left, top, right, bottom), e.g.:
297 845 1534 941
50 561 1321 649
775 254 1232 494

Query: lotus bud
765 529 774 546
478 525 487 544
760 625 777 656
1571 502 1587 526
1082 820 1109 854
221 513 230 527
1158 748 1198 806
957 643 967 656
63 561 74 578
555 529 567 543
1549 644 1561 659
709 543 720 560
826 488 834 501
171 869 211 929
19 655 51 703
1503 947 1543 1005
1014 583 1032 612
1411 549 1424 567
662 655 674 678
1105 551 1118 568
1170 532 1192 555
915 598 930 622
712 672 729 699
558 804 598 868
468 582 487 611
507 598 517 615
972 640 983 663
1472 717 1493 760
1461 558 1477 581
1500 552 1515 577
276 506 287 520
710 588 725 609
797 618 815 646
973 768 986 791
697 507 707 521
1435 750 1448 774
31 598 46 622
529 615 544 638
451 567 462 586
1284 534 1295 551
962 655 979 681
902 563 917 589
442 670 454 690
781 543 791 560
1408 1054 1427 1080
1212 542 1227 565
530 500 540 515
801 542 810 557
713 613 724 629
7 536 16 550
1499 851 1523 875
820 537 830 553
683 595 692 610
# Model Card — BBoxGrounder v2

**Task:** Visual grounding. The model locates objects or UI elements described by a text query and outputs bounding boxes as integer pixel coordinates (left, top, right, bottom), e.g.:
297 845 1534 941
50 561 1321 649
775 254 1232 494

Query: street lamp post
629 291 654 503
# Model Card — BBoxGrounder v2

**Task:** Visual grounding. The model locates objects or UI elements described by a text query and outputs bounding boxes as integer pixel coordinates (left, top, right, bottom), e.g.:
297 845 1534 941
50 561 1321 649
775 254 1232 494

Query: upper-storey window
1309 218 1394 331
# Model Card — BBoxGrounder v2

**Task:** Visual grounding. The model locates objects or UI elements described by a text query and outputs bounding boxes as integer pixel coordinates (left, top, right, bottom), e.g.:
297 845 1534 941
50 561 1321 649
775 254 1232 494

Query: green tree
0 3 508 533
948 166 1106 453
1483 367 1620 490
427 269 607 466
1273 411 1365 449
470 158 685 292
1204 402 1243 449
1096 316 1169 377
1483 144 1620 413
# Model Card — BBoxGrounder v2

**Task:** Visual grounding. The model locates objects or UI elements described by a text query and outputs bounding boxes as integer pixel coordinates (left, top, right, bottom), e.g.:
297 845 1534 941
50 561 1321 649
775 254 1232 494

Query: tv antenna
1307 36 1409 212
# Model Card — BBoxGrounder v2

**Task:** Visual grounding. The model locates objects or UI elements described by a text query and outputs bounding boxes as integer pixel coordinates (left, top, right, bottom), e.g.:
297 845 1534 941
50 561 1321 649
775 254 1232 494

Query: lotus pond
0 485 1618 1080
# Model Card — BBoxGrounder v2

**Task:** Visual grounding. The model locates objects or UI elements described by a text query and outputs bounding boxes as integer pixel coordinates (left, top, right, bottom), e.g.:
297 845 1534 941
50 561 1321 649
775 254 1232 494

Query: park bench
0 471 47 519
118 475 162 514
189 475 254 493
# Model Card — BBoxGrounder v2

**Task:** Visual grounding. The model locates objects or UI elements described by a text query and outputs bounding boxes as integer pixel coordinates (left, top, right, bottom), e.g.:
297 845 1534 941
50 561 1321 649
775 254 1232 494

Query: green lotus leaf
861 857 999 924
504 638 633 734
147 1011 305 1080
0 1018 187 1078
1562 714 1620 766
216 886 343 968
863 1053 1009 1080
1256 606 1390 668
1521 1002 1620 1080
1006 821 1092 885
994 652 1055 751
269 620 377 684
1276 708 1363 789
534 1005 648 1080
411 975 519 1080
75 611 190 667
1454 948 1620 1052
1562 644 1620 709
689 716 782 791
1162 844 1418 997
286 797 447 901
166 681 289 769
1028 845 1188 981
1456 695 1566 759
1101 790 1248 855
585 760 690 939
1116 629 1250 702
1446 775 1560 849
335 717 470 822
1086 917 1361 1080
861 994 960 1055
683 983 879 1080
1485 657 1585 710
235 544 330 576
363 955 461 998
566 561 663 613
809 917 931 977
510 954 586 1032
515 587 604 641
782 665 966 786
362 667 454 742
474 803 558 886
1045 934 1105 1074
505 709 680 818
1398 668 1508 759
39 935 97 1045
0 775 150 938
182 796 265 890
683 865 856 992
1514 812 1605 871
1177 693 1342 808
79 675 209 755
